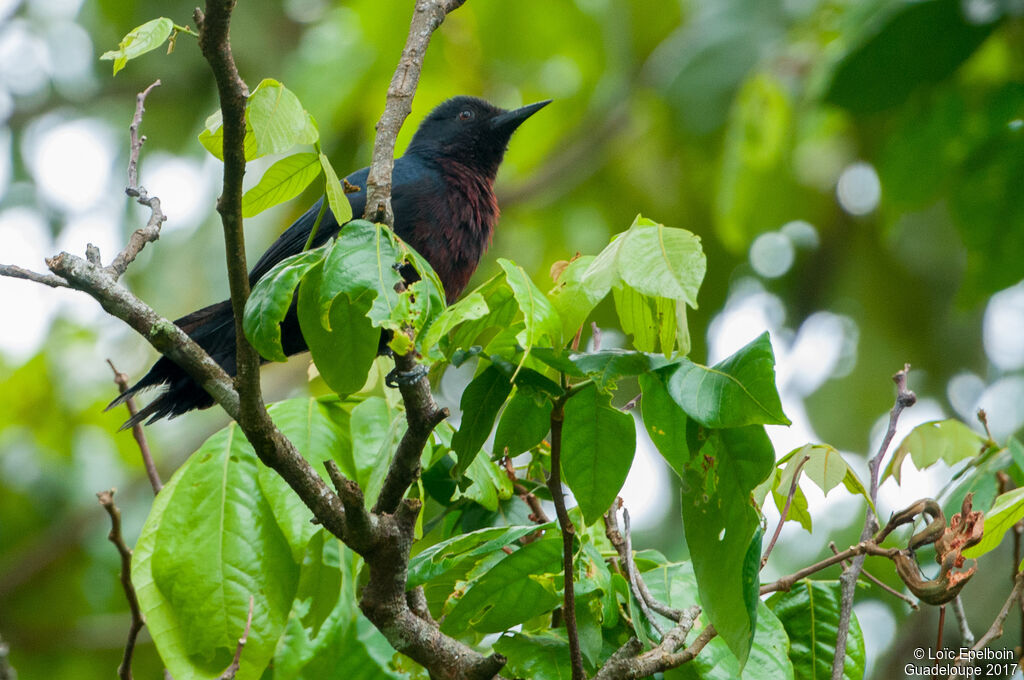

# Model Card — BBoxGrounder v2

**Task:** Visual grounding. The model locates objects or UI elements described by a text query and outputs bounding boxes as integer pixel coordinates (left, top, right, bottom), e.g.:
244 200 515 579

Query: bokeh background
1 0 1023 677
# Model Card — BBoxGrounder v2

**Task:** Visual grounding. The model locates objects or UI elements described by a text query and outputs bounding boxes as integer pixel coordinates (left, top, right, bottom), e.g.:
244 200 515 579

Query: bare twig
828 542 918 609
832 364 915 680
97 490 143 680
546 399 586 680
0 264 67 287
217 595 254 680
761 455 810 568
504 456 551 524
363 0 468 225
107 360 161 494
954 573 1024 665
107 80 165 279
592 620 714 680
951 595 975 647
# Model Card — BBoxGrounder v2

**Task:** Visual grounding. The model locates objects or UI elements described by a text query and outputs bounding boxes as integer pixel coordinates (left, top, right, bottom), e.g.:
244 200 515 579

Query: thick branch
373 352 448 514
194 1 263 428
832 365 914 679
97 490 143 680
362 0 467 225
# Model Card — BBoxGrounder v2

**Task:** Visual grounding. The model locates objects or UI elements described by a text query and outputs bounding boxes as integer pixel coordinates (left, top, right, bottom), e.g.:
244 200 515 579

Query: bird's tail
106 300 238 430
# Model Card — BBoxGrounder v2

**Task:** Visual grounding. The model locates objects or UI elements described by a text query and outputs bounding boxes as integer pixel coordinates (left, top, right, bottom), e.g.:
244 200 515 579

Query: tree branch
97 490 144 680
546 399 585 680
217 595 254 680
761 455 809 569
107 360 161 494
363 0 468 226
831 364 914 679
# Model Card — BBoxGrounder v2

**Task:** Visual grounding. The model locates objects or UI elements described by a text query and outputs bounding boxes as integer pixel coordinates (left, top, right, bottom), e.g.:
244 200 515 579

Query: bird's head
406 96 551 177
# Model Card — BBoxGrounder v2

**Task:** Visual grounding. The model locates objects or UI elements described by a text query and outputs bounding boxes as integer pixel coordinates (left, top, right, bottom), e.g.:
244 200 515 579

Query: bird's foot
385 364 429 388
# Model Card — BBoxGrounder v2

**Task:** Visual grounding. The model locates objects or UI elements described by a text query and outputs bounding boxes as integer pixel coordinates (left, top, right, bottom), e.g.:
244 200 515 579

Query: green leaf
445 274 520 358
198 110 259 162
421 292 489 357
498 258 562 358
767 581 866 680
778 444 870 506
617 215 706 308
569 349 672 392
244 246 327 362
151 423 300 675
350 397 403 507
451 364 513 476
682 426 774 666
494 633 574 680
242 152 322 217
639 372 690 478
246 79 319 156
821 0 996 114
883 419 985 483
548 255 604 340
460 452 514 511
441 533 563 635
100 17 173 75
561 383 636 526
259 397 355 561
669 602 795 680
963 487 1024 559
663 332 790 428
409 524 554 588
297 263 379 396
493 388 552 457
319 153 353 224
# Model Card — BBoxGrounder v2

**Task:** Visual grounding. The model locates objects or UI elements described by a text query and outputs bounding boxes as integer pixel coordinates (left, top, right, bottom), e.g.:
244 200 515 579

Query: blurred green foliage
2 0 1023 677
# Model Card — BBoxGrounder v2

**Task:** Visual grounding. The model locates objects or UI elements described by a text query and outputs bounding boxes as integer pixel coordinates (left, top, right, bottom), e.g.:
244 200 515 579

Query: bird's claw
385 364 429 388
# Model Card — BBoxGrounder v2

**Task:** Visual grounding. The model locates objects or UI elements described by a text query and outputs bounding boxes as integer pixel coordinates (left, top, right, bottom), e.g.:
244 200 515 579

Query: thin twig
608 504 684 625
503 456 550 524
828 542 918 609
217 595 254 680
0 264 67 287
546 399 585 680
954 573 1024 665
107 80 165 279
97 490 143 680
832 364 915 680
951 596 975 647
363 0 468 225
107 360 161 494
761 455 810 569
620 508 664 636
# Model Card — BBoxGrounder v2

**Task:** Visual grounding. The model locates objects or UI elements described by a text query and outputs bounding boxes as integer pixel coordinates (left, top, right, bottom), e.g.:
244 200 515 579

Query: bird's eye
458 110 474 121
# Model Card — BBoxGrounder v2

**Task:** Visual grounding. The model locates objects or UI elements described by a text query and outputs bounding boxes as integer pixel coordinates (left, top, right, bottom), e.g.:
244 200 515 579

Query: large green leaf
963 487 1024 559
821 0 996 113
548 255 604 341
616 216 705 308
667 602 794 680
613 283 687 356
639 372 691 478
244 246 328 362
498 258 562 356
767 581 866 680
318 221 405 328
493 388 552 457
494 632 574 680
242 152 323 217
420 292 489 357
297 262 379 396
100 17 173 75
450 364 513 476
663 332 790 428
246 78 319 156
569 349 672 392
682 426 774 666
258 397 356 561
150 423 300 678
561 383 636 526
440 533 563 635
883 419 985 483
198 110 259 162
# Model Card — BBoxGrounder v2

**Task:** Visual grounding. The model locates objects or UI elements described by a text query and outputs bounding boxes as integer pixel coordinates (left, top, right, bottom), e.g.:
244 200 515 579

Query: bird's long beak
490 99 552 132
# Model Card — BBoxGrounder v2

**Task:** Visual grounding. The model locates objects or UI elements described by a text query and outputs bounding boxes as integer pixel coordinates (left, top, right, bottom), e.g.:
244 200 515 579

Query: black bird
111 96 550 427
